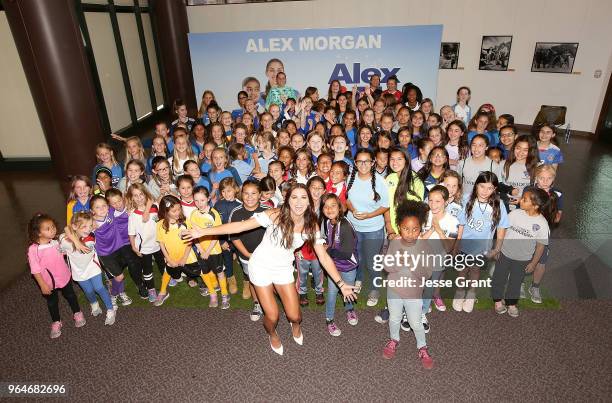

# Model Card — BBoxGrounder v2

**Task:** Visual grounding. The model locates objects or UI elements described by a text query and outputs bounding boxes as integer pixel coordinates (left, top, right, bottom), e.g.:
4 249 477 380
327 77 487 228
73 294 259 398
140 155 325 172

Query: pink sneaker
418 346 434 369
433 296 446 312
50 321 62 339
73 312 86 328
382 339 399 359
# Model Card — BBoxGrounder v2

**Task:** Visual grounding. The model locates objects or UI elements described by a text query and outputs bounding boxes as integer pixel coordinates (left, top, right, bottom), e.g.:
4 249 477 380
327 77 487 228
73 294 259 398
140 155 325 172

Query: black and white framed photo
479 36 512 71
439 42 460 69
531 42 579 73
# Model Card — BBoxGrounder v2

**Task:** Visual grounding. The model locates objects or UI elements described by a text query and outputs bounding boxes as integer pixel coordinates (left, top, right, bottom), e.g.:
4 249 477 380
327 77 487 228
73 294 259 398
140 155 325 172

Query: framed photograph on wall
479 36 512 71
531 42 579 73
439 42 460 69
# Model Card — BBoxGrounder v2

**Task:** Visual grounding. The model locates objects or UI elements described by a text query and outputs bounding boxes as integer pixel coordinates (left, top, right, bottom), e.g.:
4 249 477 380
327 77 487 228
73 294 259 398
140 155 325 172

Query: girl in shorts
154 195 212 306
184 183 356 355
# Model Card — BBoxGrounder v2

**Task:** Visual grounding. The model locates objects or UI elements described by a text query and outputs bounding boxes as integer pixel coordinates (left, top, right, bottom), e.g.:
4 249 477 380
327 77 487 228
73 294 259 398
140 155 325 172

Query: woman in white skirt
183 183 356 355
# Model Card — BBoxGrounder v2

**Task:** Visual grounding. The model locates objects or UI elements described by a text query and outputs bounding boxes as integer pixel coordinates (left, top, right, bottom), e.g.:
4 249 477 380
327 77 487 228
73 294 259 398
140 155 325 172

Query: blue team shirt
458 201 509 255
538 144 564 165
346 174 390 232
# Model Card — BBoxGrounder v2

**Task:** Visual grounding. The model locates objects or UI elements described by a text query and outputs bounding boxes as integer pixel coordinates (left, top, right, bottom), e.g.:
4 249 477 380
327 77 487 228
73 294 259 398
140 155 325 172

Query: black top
228 205 268 259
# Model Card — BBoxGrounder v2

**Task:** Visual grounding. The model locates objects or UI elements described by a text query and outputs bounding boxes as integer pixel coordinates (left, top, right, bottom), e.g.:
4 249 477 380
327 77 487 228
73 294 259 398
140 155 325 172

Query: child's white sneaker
105 309 117 326
90 302 102 317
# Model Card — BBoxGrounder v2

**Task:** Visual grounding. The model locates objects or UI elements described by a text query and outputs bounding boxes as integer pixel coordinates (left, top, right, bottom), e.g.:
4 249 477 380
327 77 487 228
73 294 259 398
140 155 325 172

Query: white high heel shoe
269 335 284 355
290 323 303 346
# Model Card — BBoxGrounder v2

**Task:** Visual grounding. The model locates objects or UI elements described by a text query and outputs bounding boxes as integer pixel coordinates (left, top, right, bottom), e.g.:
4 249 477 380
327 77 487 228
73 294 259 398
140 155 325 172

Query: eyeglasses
355 160 373 166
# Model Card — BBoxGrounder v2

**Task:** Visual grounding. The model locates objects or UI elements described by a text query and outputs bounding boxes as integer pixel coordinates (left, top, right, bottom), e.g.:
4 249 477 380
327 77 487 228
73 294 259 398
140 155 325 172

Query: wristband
337 280 345 288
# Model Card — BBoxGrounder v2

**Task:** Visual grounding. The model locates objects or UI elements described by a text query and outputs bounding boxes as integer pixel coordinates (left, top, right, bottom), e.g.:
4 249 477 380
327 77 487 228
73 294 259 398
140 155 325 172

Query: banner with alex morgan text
188 25 443 111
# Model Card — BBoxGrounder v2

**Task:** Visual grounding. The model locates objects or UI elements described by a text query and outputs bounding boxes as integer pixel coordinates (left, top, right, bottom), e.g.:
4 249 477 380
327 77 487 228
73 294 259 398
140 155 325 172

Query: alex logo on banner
188 25 442 110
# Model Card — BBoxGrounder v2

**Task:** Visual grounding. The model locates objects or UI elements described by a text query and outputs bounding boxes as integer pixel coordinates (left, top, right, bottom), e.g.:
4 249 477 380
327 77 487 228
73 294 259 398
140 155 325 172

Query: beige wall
0 12 49 158
187 0 612 133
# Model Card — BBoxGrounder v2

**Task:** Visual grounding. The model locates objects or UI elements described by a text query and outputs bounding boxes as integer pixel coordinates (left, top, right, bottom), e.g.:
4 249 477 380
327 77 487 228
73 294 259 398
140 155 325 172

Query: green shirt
386 171 425 233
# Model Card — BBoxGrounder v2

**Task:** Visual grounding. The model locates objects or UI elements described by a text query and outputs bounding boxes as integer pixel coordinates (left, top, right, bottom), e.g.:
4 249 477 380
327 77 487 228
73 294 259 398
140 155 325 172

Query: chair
531 105 571 143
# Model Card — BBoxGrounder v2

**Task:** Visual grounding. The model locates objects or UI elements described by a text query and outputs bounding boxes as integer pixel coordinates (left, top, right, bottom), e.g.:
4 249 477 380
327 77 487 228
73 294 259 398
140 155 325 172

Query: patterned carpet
2 274 611 401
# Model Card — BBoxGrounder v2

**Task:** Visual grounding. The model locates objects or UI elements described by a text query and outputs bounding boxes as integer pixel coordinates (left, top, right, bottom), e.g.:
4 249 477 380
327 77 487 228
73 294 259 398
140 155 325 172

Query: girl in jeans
321 194 359 336
346 149 390 306
382 200 434 369
62 212 116 326
296 177 326 306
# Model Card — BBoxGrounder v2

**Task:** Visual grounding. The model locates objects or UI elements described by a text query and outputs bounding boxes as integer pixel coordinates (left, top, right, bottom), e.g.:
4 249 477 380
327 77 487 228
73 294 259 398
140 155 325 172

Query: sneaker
138 284 148 300
118 292 132 306
199 286 210 297
495 301 507 314
346 309 359 326
418 346 434 369
520 283 526 299
382 339 399 359
299 294 309 307
104 309 116 326
354 280 362 294
315 293 325 305
327 321 342 337
209 293 219 308
147 289 158 303
50 321 62 339
154 293 169 306
169 278 178 287
375 308 389 324
73 312 86 328
175 276 184 283
221 295 230 310
188 279 198 288
366 290 379 307
421 313 430 334
250 302 262 321
111 295 118 310
433 296 446 312
452 289 465 312
400 313 412 332
529 286 542 304
90 302 102 317
507 305 519 318
462 289 476 313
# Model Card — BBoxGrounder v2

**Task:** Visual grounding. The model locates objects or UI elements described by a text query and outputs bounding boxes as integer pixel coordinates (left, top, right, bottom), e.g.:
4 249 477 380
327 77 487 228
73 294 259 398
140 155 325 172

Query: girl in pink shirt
27 213 85 339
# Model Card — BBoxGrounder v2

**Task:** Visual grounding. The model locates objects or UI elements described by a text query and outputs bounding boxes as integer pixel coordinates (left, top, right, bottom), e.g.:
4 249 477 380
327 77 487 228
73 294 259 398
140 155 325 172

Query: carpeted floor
1 274 611 401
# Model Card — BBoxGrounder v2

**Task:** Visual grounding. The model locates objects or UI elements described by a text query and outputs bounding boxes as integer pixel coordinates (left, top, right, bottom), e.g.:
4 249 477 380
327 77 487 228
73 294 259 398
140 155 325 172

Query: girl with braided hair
346 149 390 306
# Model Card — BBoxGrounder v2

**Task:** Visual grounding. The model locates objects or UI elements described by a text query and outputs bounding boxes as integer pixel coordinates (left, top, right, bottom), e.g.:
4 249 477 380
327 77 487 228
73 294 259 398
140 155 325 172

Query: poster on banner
188 25 443 111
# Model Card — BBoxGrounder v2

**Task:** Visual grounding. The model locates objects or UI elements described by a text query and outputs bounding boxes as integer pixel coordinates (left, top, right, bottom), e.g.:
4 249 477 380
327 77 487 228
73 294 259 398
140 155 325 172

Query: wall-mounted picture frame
531 42 579 73
479 35 512 71
439 42 460 69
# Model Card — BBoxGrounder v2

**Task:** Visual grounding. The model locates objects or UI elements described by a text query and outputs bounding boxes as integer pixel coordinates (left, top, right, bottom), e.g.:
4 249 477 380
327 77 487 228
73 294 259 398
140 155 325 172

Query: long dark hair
320 193 348 247
158 195 186 233
418 145 450 182
389 147 419 207
503 134 539 181
272 183 318 248
523 187 554 226
466 171 502 231
347 148 380 202
447 119 469 159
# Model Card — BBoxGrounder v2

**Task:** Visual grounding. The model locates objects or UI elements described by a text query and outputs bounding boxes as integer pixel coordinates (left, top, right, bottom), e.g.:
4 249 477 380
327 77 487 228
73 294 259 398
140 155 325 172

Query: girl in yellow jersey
154 195 212 306
189 186 230 309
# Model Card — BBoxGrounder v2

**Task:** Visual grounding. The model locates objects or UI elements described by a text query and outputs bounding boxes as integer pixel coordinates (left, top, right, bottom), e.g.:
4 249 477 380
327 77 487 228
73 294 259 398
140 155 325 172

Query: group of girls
28 75 564 371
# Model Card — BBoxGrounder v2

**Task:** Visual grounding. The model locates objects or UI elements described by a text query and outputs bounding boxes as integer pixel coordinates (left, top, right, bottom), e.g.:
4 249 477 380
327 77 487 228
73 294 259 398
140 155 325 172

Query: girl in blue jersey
93 143 122 188
453 171 508 313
